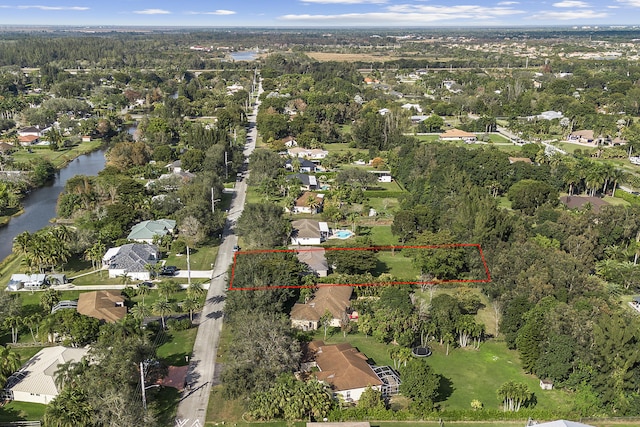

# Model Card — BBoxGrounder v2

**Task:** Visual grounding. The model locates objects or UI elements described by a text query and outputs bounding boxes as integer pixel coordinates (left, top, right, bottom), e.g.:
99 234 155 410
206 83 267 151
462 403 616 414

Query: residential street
174 78 262 427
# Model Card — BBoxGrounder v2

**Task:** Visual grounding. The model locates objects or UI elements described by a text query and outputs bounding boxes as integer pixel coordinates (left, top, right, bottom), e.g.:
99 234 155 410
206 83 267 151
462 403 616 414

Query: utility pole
211 188 221 213
140 361 147 410
224 151 229 179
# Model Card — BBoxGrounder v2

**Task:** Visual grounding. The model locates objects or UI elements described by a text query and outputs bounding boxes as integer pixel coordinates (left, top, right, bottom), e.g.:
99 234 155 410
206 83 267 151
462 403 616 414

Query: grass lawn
156 326 198 366
207 386 247 424
367 225 399 246
554 142 597 155
426 341 573 412
603 195 630 207
153 386 181 426
12 140 103 169
367 197 400 217
0 401 46 422
164 245 219 271
376 251 420 281
323 142 367 156
7 345 44 362
314 330 573 413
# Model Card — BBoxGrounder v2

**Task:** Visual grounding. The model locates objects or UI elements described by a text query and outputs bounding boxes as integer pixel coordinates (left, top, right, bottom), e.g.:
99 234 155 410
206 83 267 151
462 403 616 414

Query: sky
0 0 639 27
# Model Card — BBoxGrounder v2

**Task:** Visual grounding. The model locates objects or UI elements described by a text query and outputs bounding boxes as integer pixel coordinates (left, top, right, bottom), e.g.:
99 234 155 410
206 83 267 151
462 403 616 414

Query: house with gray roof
286 173 318 191
102 243 159 281
285 158 321 173
127 219 176 244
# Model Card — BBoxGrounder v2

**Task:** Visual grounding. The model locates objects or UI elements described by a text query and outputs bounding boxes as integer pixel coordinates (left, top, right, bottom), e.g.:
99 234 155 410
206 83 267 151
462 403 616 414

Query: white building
291 219 329 245
1 346 89 404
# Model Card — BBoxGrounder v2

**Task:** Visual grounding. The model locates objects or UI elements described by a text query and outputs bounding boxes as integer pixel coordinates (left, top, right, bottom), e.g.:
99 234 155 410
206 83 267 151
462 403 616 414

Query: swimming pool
334 230 354 239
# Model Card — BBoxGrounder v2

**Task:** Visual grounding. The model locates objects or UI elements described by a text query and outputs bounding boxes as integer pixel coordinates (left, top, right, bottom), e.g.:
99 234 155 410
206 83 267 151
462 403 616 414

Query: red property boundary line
229 244 491 291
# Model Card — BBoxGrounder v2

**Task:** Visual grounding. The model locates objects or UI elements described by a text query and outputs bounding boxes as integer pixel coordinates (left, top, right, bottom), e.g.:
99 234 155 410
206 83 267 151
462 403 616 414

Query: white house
103 243 159 281
401 103 422 113
7 274 47 291
291 219 329 245
368 170 392 183
1 346 89 404
287 147 329 160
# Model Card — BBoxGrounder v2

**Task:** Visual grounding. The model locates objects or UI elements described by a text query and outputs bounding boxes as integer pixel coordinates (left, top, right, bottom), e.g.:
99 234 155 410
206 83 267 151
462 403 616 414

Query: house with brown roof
439 128 477 142
559 195 610 213
291 286 353 330
568 130 595 144
306 340 383 402
290 192 324 214
18 135 40 146
77 290 127 323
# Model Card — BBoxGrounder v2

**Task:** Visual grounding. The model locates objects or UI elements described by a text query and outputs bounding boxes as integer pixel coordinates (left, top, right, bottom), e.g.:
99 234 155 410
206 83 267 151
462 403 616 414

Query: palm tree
152 299 173 329
40 288 61 313
182 297 200 322
119 273 131 287
187 282 205 299
443 332 455 356
53 360 87 391
0 345 21 386
157 281 180 302
144 262 161 279
44 127 63 151
24 313 42 343
84 241 105 271
306 194 321 214
137 284 150 305
397 347 412 367
130 303 150 326
3 316 21 344
609 168 627 195
44 387 93 427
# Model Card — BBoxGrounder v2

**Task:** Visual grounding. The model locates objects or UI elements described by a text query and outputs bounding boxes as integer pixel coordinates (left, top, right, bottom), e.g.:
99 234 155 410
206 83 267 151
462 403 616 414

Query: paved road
174 78 262 427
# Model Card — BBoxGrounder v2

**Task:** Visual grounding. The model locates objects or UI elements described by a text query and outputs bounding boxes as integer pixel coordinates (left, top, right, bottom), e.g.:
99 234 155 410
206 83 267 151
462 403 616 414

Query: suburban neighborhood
0 24 639 427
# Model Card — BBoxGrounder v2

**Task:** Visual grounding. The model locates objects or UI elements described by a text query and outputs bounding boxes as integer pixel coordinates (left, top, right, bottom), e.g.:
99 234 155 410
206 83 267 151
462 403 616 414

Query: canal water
230 51 258 61
0 149 107 261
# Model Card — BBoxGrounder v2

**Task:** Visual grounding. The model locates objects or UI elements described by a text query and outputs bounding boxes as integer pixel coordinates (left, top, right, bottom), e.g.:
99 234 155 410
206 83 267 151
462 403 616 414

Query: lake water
0 149 107 261
230 51 258 61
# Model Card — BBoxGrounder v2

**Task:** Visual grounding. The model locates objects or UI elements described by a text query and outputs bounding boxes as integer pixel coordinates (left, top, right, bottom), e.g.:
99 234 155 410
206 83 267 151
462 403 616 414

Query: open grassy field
376 251 420 280
11 140 103 168
316 331 573 413
306 52 413 62
0 401 47 422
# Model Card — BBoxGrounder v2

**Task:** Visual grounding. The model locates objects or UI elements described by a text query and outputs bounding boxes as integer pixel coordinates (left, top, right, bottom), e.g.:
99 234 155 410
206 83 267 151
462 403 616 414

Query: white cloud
133 9 171 15
530 9 609 19
618 0 640 5
552 0 589 7
301 0 387 3
0 5 89 10
186 10 236 15
280 4 525 24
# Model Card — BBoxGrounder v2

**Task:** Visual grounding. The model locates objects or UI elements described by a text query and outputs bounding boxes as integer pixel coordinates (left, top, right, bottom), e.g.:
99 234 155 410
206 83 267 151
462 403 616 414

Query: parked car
233 245 240 252
160 266 178 276
137 281 154 288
